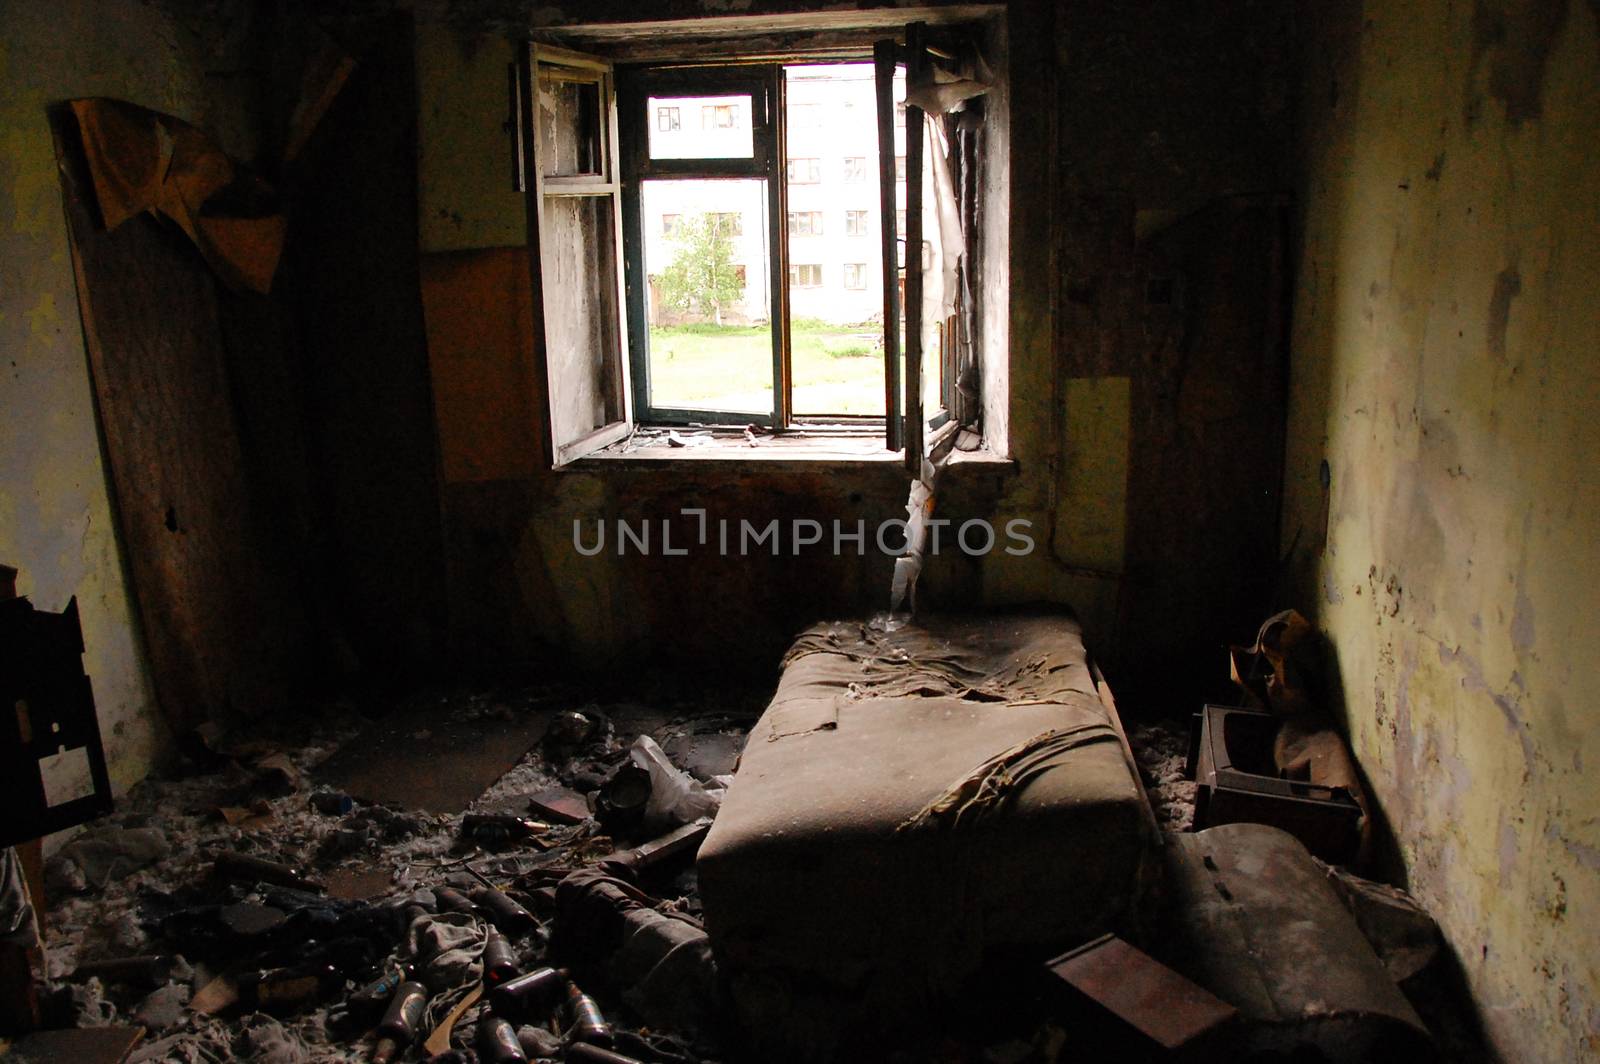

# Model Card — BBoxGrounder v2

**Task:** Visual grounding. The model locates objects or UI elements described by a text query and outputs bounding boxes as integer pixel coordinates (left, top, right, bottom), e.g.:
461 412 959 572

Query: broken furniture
697 610 1159 1061
1159 823 1434 1061
0 590 114 848
1190 703 1363 864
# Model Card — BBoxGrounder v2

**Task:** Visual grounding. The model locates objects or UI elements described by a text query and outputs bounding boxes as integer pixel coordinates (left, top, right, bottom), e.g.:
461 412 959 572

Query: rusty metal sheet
1046 933 1237 1054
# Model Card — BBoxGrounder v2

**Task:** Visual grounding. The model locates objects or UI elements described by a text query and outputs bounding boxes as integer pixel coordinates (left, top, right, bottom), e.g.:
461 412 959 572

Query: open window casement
518 44 632 465
616 65 789 429
516 27 991 466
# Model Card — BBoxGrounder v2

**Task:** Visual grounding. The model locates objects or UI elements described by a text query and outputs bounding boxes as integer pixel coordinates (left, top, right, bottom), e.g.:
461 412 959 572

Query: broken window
515 26 996 462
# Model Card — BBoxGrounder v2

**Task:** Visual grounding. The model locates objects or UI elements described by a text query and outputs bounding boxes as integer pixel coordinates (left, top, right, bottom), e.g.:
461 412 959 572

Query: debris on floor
27 683 759 1063
10 618 1476 1064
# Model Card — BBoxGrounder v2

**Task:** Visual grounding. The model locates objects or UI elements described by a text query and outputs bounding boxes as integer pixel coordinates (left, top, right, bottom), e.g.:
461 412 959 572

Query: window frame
526 43 973 460
618 64 790 428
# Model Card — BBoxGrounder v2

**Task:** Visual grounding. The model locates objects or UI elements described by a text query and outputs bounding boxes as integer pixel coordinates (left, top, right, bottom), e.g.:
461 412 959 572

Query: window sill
563 425 1015 474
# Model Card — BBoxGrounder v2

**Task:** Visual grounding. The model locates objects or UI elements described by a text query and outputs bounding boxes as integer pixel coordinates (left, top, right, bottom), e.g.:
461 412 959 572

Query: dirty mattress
697 610 1158 1058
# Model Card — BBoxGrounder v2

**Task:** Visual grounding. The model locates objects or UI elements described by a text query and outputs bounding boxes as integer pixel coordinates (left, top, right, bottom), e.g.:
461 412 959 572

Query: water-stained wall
0 1 260 799
1283 1 1600 1056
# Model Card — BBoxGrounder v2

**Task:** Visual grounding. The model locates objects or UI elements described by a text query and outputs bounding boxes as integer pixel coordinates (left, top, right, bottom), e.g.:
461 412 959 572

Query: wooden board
51 109 302 732
6 1025 145 1064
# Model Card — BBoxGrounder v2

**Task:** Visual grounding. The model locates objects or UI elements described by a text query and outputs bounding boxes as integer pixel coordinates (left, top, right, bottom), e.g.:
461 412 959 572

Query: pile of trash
35 687 754 1063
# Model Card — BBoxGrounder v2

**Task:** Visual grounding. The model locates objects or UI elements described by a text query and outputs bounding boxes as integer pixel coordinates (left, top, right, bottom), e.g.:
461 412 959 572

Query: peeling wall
1283 1 1600 1057
0 2 259 801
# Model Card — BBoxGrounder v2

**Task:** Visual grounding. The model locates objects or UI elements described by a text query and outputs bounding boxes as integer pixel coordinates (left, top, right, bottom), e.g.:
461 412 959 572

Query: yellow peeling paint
26 291 57 340
1284 1 1600 1058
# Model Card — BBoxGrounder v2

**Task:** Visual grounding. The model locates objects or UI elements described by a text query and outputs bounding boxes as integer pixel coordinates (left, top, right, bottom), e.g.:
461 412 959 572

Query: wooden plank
6 1025 145 1064
51 109 297 733
874 41 904 452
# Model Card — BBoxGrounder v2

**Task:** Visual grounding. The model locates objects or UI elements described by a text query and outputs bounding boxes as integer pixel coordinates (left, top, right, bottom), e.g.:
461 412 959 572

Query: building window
895 100 907 128
791 103 824 128
700 102 739 129
788 211 823 236
521 45 994 458
896 209 907 234
786 157 821 184
895 155 907 182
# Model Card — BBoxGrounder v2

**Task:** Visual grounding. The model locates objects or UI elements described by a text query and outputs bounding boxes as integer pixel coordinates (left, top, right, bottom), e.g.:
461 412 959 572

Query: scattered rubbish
476 1011 529 1062
528 787 591 825
47 827 170 893
370 978 429 1063
566 1044 646 1064
217 901 287 937
70 954 189 991
599 818 711 873
131 980 189 1028
554 869 719 1032
462 813 549 850
491 965 566 1019
630 736 724 831
310 791 356 816
546 711 597 747
518 1022 563 1056
565 978 615 1046
212 851 325 893
237 961 344 1015
469 886 539 937
421 984 481 1056
594 759 653 836
482 928 520 986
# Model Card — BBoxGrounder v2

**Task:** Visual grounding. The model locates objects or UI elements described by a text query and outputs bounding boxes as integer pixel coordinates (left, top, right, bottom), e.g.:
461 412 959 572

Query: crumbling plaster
0 1 260 806
1283 0 1600 1057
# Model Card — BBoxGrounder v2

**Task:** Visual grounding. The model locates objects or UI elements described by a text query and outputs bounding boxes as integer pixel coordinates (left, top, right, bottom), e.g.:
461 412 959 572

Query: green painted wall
0 2 256 804
1284 1 1600 1057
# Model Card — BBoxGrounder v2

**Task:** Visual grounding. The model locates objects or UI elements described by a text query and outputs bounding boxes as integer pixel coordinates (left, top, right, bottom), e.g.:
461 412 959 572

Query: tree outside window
657 213 745 326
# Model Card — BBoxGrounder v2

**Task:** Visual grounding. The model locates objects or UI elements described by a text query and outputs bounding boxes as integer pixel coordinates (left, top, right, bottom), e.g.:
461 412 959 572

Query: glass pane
785 63 900 416
537 73 602 178
641 178 772 414
648 95 755 159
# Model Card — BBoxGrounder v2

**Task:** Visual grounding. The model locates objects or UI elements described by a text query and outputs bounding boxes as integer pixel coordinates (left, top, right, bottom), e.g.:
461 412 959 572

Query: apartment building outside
641 64 922 328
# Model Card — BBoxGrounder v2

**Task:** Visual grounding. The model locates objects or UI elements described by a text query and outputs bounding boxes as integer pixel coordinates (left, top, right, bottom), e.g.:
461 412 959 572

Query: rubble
31 685 756 1063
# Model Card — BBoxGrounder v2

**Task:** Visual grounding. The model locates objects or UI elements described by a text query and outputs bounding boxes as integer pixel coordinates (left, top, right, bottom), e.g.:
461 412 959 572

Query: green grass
648 321 885 415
